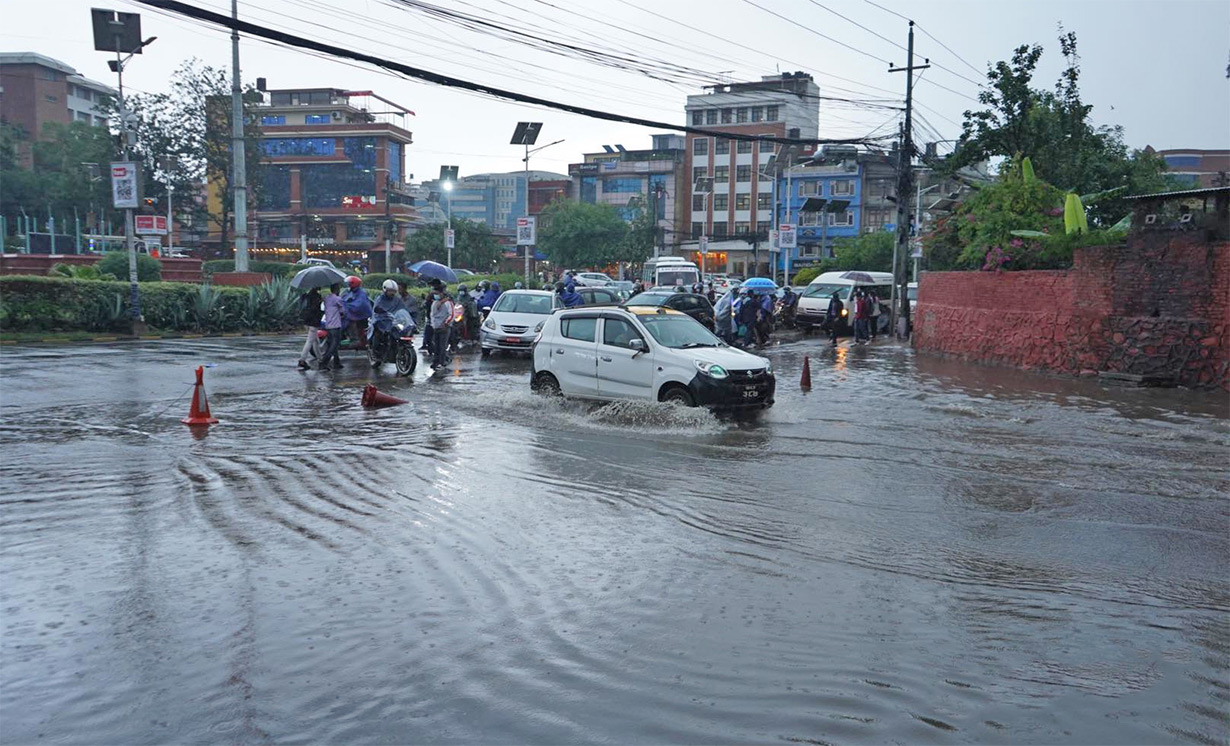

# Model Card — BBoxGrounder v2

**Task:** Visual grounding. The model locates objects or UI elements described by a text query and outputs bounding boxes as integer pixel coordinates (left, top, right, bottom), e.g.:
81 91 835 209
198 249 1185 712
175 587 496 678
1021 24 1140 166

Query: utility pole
230 0 249 271
888 21 929 340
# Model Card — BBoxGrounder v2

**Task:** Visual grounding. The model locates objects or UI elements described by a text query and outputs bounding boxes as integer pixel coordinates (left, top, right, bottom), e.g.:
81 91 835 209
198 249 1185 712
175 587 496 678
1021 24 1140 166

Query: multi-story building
241 85 416 268
421 170 569 230
0 52 115 166
1149 148 1230 188
568 134 687 253
683 72 820 276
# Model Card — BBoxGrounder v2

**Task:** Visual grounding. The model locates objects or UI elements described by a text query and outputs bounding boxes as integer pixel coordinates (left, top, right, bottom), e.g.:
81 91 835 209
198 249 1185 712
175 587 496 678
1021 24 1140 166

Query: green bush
203 259 299 279
97 252 162 282
0 275 297 334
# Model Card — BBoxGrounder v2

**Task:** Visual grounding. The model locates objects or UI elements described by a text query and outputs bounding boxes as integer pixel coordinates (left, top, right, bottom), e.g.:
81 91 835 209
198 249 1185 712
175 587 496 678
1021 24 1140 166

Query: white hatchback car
480 290 560 357
573 272 613 287
531 306 775 409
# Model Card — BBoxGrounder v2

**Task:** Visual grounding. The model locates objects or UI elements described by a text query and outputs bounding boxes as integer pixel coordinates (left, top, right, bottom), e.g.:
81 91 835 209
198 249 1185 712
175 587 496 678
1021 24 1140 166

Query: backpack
298 293 321 325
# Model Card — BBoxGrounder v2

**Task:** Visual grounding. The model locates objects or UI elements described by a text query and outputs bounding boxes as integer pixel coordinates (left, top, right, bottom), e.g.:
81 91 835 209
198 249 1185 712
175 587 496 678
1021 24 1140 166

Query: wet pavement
1 335 1227 745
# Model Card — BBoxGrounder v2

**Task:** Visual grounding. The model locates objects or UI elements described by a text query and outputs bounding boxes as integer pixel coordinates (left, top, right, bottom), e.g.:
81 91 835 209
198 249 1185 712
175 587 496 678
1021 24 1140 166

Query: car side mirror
630 338 646 356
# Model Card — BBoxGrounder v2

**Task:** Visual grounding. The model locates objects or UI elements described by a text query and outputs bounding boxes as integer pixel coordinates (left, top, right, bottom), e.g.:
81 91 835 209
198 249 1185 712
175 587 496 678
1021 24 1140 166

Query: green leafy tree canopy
537 200 629 268
404 217 502 271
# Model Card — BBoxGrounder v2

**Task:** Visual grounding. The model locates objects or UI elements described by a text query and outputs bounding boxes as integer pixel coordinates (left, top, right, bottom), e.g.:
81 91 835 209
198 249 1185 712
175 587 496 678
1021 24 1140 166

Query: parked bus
642 256 701 289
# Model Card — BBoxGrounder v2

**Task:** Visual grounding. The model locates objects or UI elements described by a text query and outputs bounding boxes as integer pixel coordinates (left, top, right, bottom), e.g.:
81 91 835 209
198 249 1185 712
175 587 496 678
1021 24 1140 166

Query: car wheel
531 371 561 397
660 385 696 407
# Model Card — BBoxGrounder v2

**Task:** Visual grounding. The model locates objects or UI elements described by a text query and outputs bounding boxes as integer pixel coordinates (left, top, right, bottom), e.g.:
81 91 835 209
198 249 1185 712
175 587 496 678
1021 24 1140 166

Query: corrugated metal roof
1124 186 1230 200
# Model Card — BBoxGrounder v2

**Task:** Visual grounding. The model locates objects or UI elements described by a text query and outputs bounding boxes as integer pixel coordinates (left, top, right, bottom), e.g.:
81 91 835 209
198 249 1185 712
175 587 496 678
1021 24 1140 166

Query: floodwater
0 336 1227 745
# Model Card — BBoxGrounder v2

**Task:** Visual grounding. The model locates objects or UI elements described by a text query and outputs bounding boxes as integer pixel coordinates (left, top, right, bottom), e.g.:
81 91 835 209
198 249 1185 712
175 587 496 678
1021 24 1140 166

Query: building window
691 111 703 126
693 138 709 156
737 140 753 154
76 112 92 123
757 193 771 210
736 107 748 123
735 193 751 210
257 165 291 210
759 139 775 153
692 166 708 183
736 165 752 182
346 221 378 239
262 137 335 157
829 210 854 227
735 221 750 235
832 179 854 196
757 220 771 235
580 177 597 203
261 115 286 125
714 165 729 181
799 181 821 196
799 211 821 226
304 114 331 125
388 141 402 184
766 105 779 121
692 194 706 211
715 138 730 155
721 108 732 124
605 176 644 193
751 106 763 122
801 243 819 257
691 222 704 239
705 109 718 125
714 222 729 238
714 193 728 211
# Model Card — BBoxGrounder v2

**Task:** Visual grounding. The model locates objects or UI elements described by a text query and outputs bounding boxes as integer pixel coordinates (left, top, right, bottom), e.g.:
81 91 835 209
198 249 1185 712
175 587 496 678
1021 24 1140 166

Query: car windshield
658 269 698 287
625 294 670 307
492 293 554 314
638 314 722 348
802 283 851 300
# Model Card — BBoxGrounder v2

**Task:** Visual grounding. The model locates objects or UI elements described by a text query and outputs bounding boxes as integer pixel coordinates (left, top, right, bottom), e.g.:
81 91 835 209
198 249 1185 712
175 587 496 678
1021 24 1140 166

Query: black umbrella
290 265 348 289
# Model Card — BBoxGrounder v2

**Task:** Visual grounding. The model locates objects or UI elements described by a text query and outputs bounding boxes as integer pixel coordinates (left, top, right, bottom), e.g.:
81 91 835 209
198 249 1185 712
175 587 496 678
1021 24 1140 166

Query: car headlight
484 317 496 330
761 357 772 375
695 361 728 379
840 308 848 317
533 321 545 333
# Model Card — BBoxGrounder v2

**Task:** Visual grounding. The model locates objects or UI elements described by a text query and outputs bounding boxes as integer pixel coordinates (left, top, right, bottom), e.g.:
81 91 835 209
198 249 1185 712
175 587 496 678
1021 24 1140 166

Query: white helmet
382 279 399 291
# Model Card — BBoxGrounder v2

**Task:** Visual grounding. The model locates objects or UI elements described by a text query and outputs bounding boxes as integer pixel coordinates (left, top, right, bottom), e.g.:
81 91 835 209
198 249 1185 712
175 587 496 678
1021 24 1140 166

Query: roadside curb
0 331 296 347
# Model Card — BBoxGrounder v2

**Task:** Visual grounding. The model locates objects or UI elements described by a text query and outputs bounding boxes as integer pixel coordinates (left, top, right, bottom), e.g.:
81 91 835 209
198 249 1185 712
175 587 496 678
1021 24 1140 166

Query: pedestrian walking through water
826 291 844 345
321 283 345 370
297 287 323 370
429 284 456 370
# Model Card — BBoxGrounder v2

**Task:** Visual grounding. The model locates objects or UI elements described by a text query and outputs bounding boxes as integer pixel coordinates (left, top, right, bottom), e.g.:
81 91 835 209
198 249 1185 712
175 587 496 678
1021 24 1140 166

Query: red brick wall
0 254 203 283
914 238 1230 390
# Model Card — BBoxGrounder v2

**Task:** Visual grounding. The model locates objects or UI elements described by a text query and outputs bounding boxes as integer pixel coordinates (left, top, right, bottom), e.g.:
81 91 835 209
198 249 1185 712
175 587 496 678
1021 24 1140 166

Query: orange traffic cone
800 355 812 390
182 365 219 426
361 384 408 408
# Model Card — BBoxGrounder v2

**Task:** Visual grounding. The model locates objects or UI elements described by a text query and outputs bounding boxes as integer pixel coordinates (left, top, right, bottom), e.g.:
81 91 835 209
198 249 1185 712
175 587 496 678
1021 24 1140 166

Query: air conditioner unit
331 111 341 120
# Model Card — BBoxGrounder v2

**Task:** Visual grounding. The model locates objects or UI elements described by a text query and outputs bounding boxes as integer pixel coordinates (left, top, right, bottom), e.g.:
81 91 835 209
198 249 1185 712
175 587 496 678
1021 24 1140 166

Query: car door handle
555 348 565 354
600 355 612 362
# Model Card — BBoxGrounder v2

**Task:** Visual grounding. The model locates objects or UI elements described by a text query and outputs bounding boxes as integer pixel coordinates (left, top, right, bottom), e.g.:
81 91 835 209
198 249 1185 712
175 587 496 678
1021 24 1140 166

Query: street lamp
442 179 454 268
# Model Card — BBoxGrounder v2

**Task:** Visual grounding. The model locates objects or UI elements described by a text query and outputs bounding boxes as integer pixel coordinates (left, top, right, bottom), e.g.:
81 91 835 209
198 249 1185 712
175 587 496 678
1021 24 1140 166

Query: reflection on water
0 337 1226 745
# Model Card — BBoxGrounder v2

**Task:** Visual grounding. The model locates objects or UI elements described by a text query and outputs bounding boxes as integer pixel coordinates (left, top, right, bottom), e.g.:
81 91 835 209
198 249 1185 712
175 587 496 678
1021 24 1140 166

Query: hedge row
0 275 299 334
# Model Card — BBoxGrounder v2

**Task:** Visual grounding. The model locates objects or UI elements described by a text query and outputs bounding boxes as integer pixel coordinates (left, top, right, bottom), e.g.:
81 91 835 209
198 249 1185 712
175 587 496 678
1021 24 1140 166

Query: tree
614 195 656 264
115 59 264 251
945 28 1165 225
830 230 895 272
404 217 502 270
537 200 628 268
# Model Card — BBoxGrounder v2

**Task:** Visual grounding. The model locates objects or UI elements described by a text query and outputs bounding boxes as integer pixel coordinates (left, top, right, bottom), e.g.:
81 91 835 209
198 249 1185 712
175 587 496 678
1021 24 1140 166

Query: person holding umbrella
428 281 456 371
297 286 323 370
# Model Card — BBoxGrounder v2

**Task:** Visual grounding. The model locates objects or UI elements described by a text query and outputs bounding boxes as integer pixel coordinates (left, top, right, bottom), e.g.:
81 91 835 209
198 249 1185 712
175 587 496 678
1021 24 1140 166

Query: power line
137 0 895 147
739 0 891 65
917 24 986 78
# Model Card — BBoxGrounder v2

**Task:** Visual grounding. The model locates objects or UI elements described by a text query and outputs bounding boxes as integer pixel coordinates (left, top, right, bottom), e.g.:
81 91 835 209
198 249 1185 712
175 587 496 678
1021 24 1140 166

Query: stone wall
913 236 1229 390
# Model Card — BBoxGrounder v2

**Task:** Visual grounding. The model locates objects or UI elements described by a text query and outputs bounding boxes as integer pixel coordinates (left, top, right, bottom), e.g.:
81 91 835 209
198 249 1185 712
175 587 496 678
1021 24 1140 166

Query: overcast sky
5 0 1228 181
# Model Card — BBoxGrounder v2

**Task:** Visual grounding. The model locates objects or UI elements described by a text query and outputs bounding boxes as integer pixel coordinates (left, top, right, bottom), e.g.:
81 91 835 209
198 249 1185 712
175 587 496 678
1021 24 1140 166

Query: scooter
368 309 418 376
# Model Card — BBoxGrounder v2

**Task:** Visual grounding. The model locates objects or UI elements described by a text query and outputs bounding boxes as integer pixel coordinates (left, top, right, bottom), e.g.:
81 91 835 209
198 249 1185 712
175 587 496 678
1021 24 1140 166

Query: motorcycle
775 298 798 329
368 308 418 376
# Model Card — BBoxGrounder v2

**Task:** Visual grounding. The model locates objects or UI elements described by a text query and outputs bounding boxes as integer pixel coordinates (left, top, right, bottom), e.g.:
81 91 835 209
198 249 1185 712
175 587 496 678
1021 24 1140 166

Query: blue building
425 170 569 231
774 146 900 274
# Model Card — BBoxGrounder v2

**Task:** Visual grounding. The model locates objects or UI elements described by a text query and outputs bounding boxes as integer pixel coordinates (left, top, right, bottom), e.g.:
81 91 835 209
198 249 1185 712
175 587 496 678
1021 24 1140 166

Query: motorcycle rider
779 285 798 328
453 284 481 348
341 275 372 349
557 281 584 308
371 279 410 356
477 280 501 311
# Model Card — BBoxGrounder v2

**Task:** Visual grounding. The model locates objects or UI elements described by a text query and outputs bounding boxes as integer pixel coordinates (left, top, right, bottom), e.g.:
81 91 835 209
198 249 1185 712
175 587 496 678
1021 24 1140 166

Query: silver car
480 290 560 358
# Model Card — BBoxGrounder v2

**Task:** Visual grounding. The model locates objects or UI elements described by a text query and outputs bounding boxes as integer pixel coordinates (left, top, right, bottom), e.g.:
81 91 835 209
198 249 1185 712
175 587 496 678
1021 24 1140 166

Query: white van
794 271 895 332
643 256 700 289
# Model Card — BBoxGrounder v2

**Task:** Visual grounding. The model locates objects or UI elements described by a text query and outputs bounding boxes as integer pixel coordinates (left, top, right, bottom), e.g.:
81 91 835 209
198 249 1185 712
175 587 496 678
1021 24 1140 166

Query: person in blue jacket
477 281 501 310
341 275 373 348
557 281 584 308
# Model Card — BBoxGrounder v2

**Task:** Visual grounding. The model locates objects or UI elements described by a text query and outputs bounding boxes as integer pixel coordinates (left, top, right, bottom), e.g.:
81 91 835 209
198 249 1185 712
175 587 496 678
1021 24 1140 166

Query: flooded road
1 336 1227 745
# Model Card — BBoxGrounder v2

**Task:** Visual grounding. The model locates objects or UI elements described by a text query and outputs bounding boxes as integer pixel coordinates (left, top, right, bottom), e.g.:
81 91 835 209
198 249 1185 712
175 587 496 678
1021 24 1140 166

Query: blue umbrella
741 276 778 291
406 260 458 284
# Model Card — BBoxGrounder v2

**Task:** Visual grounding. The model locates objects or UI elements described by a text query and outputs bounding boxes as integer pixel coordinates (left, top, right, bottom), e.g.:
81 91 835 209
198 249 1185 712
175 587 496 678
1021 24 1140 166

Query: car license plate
504 336 520 344
743 387 760 399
